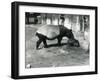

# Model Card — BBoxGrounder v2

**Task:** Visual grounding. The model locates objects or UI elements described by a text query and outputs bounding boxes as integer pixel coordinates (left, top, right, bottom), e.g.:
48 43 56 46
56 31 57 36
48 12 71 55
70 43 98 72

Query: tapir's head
67 39 80 47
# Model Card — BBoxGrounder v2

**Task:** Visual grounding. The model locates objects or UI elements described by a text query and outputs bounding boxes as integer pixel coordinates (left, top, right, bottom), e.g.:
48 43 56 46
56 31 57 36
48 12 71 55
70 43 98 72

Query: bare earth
25 25 89 68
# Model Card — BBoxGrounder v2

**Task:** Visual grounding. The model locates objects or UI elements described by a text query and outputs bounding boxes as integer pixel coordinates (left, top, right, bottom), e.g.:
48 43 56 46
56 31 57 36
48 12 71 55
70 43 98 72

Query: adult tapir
36 25 79 49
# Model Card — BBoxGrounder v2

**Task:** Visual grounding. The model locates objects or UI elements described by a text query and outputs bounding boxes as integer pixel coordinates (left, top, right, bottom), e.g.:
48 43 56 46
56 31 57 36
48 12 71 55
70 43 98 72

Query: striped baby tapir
36 25 80 49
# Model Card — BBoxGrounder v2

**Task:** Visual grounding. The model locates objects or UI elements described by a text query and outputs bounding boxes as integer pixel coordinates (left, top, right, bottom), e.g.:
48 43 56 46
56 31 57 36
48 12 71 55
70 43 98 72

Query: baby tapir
36 25 79 49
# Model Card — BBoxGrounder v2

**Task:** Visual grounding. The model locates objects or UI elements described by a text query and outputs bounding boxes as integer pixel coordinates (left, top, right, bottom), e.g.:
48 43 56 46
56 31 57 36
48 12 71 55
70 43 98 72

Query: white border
19 5 95 76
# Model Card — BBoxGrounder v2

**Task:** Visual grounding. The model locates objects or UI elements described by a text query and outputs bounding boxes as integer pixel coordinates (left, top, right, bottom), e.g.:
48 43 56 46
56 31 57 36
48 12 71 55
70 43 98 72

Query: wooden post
82 16 85 32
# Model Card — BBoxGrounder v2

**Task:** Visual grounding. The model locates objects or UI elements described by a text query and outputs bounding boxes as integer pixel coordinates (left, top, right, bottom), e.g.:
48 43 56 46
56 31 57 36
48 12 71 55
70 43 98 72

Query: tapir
35 25 79 49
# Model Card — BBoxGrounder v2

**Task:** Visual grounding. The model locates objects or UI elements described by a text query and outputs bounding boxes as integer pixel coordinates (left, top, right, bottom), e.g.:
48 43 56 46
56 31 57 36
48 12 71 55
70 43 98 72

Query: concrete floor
25 25 89 68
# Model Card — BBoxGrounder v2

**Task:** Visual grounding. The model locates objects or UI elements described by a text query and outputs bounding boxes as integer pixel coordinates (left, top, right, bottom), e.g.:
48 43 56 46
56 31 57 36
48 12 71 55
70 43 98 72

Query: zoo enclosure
25 12 89 32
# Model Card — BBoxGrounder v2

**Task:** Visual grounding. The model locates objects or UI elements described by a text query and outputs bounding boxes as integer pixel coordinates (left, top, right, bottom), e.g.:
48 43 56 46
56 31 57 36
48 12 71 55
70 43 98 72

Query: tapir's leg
36 33 47 49
57 37 62 45
43 39 48 48
36 39 42 50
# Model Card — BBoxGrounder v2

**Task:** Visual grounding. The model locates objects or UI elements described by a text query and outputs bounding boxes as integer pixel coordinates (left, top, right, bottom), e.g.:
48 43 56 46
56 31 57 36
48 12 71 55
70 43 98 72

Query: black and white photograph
25 12 90 68
11 1 97 79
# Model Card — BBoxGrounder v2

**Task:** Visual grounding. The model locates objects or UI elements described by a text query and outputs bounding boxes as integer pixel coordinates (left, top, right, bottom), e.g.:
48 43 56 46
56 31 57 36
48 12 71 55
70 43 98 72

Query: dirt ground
25 24 89 68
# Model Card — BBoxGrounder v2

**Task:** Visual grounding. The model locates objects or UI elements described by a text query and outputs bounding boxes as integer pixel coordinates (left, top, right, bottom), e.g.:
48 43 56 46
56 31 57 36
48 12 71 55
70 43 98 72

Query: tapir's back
36 25 60 39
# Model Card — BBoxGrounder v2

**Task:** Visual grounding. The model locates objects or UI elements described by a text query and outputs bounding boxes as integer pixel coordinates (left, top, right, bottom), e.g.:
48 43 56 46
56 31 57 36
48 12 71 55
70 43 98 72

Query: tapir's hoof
36 48 39 50
36 47 40 50
44 45 48 48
